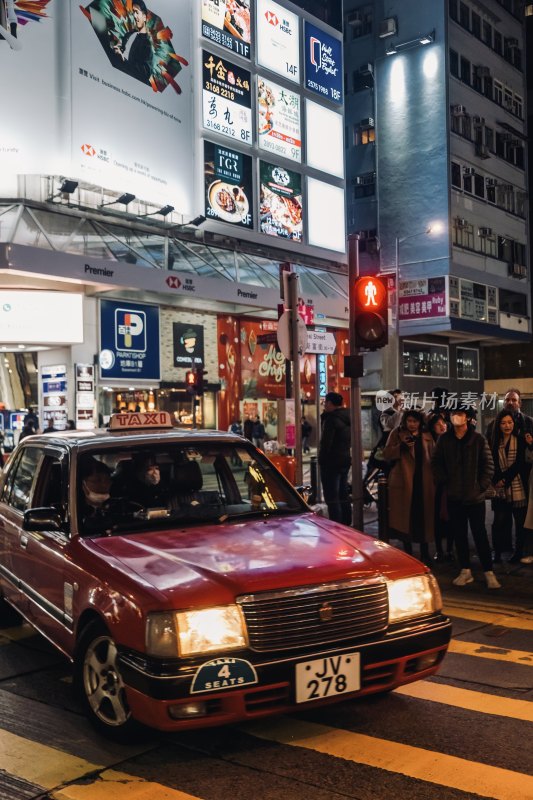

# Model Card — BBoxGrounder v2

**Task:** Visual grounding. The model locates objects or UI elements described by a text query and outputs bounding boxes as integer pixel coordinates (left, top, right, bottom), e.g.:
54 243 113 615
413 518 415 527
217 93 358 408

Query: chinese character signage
205 140 253 228
304 21 342 104
399 277 447 320
173 323 205 368
256 0 299 84
41 365 68 430
259 161 303 241
258 76 301 162
201 0 251 59
202 51 252 145
100 299 160 380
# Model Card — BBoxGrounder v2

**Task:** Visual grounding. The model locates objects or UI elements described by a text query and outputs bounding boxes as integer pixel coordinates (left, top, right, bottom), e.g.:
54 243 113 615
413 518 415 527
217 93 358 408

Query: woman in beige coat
383 409 436 562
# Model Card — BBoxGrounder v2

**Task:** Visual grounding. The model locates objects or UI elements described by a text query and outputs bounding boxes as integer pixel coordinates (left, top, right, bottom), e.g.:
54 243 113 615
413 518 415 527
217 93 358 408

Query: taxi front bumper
119 615 452 731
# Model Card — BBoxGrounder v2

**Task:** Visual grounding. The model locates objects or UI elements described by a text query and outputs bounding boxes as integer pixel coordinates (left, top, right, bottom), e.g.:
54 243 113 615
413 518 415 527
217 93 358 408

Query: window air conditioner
378 17 397 38
501 184 513 192
509 139 521 148
479 227 492 237
509 263 526 278
452 104 466 115
347 10 363 26
500 132 513 141
473 115 485 125
505 37 519 48
456 218 467 228
463 167 475 176
360 117 375 127
486 178 498 186
358 63 373 76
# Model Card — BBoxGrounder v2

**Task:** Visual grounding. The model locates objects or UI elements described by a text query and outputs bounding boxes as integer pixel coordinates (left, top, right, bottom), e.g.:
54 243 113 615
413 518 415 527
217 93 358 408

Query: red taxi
0 412 451 738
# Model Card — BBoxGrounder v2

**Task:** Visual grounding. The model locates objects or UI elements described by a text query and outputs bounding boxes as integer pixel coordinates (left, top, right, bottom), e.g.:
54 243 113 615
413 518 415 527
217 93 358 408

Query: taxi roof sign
109 411 174 431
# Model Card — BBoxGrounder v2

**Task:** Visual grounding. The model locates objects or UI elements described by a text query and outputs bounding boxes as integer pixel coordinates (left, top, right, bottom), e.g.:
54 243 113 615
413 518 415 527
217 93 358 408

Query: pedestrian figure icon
364 280 378 306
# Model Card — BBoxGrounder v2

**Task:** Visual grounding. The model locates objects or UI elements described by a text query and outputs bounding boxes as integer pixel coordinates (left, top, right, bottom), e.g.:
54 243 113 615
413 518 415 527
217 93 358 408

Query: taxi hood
86 513 422 607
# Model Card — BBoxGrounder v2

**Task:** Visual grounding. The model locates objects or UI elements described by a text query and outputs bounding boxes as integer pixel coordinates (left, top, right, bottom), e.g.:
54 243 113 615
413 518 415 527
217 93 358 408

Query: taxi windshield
77 442 306 536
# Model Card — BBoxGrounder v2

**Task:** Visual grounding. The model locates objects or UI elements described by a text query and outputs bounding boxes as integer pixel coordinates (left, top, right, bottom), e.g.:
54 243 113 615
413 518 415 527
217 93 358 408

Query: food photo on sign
260 161 303 242
201 0 251 58
205 140 253 228
257 76 301 162
80 0 189 91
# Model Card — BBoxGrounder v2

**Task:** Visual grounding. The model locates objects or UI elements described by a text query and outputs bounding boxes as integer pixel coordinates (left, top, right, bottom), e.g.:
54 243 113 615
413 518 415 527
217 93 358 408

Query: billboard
0 291 83 344
256 0 299 84
201 0 251 59
304 20 342 104
202 50 252 145
0 0 60 176
99 299 160 381
258 76 301 162
259 161 302 242
72 1 194 211
204 140 253 228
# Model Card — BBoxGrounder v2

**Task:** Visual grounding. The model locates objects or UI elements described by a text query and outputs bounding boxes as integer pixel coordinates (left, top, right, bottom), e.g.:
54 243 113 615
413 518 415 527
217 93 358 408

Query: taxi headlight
387 575 442 623
146 606 247 658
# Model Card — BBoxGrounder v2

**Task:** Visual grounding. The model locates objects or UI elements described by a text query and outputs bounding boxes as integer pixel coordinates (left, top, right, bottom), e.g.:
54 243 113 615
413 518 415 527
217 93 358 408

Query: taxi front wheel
75 621 143 741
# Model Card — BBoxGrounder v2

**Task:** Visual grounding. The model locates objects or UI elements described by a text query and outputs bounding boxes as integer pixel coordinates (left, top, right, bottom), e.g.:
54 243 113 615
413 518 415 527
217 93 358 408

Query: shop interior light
100 192 136 208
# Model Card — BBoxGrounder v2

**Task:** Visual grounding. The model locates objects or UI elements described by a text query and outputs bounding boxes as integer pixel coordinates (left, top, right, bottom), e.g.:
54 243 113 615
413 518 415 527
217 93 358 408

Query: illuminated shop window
457 348 479 380
402 342 449 379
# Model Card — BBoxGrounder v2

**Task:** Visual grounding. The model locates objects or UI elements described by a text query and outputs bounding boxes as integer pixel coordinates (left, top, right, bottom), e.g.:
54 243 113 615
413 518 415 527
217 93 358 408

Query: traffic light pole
348 234 364 531
287 271 303 486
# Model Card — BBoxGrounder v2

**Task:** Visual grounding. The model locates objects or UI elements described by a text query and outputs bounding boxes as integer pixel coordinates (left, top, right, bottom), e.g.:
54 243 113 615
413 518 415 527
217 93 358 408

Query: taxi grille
238 579 389 653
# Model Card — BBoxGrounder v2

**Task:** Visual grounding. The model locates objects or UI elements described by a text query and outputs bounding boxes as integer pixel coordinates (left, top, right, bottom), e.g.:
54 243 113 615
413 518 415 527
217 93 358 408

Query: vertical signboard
205 141 253 228
72 1 194 211
259 161 302 242
41 365 68 429
202 51 252 145
304 20 343 104
258 77 301 162
0 0 60 178
173 323 205 368
201 0 251 59
256 0 300 84
75 364 96 429
99 299 160 381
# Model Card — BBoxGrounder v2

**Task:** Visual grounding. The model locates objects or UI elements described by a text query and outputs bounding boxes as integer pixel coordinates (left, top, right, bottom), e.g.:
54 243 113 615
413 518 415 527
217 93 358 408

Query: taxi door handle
20 535 29 549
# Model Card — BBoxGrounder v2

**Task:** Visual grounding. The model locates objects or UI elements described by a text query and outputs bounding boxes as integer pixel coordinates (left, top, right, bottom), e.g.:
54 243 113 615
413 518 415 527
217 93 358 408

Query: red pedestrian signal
185 370 196 394
352 276 388 350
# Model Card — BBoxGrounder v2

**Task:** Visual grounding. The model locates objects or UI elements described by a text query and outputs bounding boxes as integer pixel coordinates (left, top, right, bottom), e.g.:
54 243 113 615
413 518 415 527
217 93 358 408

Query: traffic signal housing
185 368 208 395
185 370 196 395
352 276 388 350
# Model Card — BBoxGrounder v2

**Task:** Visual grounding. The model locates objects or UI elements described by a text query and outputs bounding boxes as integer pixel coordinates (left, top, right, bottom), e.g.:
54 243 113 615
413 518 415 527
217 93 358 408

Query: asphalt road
0 543 531 800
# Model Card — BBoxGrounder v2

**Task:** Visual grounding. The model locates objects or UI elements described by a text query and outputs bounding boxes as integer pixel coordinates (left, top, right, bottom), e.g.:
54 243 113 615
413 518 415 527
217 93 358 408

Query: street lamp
394 222 443 386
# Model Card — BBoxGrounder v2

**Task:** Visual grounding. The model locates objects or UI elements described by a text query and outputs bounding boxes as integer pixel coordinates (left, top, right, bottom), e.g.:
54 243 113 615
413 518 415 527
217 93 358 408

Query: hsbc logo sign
81 143 96 157
166 276 181 289
265 10 278 25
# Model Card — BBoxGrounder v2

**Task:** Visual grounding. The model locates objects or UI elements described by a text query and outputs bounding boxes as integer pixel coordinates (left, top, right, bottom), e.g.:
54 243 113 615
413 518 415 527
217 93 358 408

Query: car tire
75 621 144 741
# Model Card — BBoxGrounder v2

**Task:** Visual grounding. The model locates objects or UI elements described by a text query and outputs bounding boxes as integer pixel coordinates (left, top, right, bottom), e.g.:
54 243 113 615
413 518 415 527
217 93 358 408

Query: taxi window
5 446 43 512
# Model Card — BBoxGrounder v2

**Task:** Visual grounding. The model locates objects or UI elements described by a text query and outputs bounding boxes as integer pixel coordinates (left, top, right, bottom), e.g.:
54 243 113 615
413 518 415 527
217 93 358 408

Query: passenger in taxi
80 459 116 534
130 454 170 508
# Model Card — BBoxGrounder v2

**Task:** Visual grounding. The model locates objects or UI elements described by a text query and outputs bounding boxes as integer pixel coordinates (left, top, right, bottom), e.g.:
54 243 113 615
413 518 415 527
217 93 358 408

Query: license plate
295 653 360 703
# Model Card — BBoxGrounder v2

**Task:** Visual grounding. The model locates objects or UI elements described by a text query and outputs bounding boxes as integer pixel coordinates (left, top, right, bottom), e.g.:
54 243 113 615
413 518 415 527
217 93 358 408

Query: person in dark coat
488 409 529 563
252 416 266 449
432 406 499 589
318 392 351 526
301 416 312 453
243 416 254 442
112 1 153 84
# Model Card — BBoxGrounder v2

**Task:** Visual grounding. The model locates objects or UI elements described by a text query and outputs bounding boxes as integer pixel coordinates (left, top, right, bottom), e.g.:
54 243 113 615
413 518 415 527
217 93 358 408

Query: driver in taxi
80 459 117 534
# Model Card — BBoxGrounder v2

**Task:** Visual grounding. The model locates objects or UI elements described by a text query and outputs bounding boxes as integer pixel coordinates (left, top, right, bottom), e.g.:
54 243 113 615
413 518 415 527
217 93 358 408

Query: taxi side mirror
23 507 63 532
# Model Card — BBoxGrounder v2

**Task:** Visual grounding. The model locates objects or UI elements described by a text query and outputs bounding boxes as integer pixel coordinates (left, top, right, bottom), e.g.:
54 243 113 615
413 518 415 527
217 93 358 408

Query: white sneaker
485 571 501 589
520 556 533 564
452 569 474 586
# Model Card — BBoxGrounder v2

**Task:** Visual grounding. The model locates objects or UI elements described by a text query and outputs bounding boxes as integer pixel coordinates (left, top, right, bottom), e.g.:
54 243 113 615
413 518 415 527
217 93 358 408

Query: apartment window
479 233 497 258
353 173 375 199
352 7 373 38
355 126 375 145
486 185 496 204
499 289 527 317
451 161 461 188
513 94 523 119
493 80 503 105
474 174 485 198
515 145 524 169
483 74 493 99
453 220 474 250
459 1 470 28
403 342 449 379
484 126 494 151
449 48 459 77
497 235 513 262
457 348 479 379
504 87 513 111
471 12 481 38
482 20 492 46
463 173 473 193
460 56 471 84
494 30 503 54
449 0 459 21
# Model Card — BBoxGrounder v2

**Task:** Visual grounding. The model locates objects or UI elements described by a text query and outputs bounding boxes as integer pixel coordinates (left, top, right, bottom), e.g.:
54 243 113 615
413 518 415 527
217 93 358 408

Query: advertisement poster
259 161 302 242
205 140 253 228
75 364 95 429
202 51 252 145
99 299 160 381
304 20 342 104
173 322 205 368
201 0 251 59
0 0 60 177
258 76 301 162
256 0 299 84
41 365 68 430
217 315 242 432
240 320 286 400
72 1 193 211
399 277 447 320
